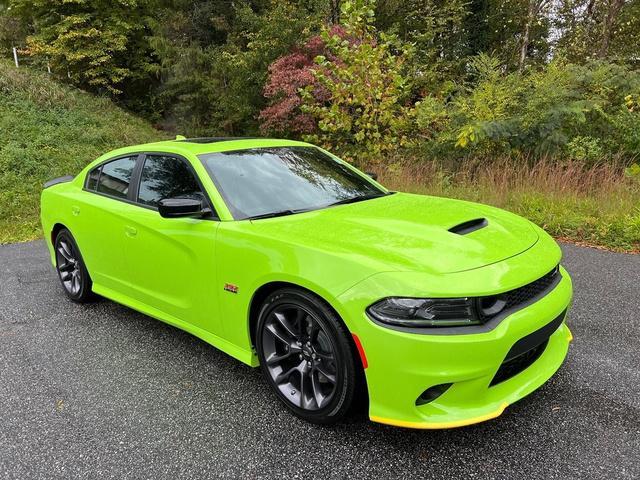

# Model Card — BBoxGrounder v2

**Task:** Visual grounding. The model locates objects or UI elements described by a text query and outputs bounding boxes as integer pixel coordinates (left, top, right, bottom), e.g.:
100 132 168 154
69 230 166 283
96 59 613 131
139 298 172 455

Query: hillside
0 61 167 244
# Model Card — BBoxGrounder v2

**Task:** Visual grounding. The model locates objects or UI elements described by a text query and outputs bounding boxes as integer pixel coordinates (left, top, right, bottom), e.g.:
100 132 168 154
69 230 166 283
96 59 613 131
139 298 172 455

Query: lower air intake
490 309 566 386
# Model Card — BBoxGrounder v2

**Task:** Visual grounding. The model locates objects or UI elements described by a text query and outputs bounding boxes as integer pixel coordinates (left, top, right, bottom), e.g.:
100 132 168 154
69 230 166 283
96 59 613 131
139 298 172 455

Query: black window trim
83 151 219 221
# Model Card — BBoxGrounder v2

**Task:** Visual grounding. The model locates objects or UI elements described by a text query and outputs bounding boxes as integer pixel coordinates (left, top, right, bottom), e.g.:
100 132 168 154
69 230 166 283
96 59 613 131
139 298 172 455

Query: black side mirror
158 197 207 218
366 171 378 181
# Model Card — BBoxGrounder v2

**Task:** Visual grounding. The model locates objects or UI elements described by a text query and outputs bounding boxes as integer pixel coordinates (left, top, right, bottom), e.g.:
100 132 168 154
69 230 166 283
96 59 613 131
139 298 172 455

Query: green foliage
512 195 640 252
566 136 604 163
2 0 640 251
625 163 640 180
416 57 640 160
5 0 640 145
375 0 469 87
9 0 156 95
555 0 640 64
0 60 165 243
414 96 449 141
375 0 550 84
148 0 327 135
301 0 415 164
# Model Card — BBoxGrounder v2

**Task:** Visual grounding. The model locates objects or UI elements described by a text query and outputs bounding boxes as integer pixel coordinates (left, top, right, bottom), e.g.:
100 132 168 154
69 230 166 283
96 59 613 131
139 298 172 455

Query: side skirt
92 283 259 367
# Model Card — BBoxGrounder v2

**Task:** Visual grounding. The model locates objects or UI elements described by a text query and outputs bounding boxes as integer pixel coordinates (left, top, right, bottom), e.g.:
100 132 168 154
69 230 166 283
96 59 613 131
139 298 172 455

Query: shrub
451 59 640 161
566 136 604 164
299 0 416 165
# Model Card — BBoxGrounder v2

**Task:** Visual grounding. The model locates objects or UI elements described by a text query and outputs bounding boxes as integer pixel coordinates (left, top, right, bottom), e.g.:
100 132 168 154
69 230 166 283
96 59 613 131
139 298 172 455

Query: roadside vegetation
0 0 639 251
380 159 640 252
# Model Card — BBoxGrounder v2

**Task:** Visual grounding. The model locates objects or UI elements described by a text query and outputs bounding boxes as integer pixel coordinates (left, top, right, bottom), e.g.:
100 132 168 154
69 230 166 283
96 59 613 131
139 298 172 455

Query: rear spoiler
43 175 75 189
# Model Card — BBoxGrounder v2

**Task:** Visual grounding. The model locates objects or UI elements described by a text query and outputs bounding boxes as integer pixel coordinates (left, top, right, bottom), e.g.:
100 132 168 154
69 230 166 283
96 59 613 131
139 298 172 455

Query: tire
255 288 357 424
54 228 94 303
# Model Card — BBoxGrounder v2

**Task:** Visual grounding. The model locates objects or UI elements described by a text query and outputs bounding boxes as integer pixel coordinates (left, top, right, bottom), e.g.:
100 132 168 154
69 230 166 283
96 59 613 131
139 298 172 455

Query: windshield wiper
246 208 311 220
327 192 392 207
247 192 392 220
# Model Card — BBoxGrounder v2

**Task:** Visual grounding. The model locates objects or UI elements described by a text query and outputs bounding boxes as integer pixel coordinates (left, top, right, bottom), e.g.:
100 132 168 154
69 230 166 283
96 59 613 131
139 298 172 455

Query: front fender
213 222 381 362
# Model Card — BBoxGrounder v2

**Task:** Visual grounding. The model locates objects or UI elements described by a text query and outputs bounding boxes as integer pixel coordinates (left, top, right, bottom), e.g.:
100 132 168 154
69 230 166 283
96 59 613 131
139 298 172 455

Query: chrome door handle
125 226 137 237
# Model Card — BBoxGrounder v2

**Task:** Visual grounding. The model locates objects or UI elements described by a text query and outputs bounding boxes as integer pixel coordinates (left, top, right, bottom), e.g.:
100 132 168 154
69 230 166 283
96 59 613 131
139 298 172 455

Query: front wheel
255 288 357 424
54 228 94 303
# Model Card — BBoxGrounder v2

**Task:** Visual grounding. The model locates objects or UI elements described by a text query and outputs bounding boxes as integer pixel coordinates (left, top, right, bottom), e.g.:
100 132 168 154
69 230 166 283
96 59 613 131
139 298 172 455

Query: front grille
478 266 560 323
504 266 560 311
490 340 548 386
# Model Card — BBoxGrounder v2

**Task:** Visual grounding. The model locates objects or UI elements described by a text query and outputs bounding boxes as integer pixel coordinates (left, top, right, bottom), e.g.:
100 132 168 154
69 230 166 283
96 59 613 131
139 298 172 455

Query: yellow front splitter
370 402 509 430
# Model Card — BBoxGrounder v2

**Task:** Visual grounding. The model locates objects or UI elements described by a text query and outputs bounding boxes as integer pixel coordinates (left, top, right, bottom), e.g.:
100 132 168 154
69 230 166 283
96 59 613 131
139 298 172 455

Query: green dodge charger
41 137 573 428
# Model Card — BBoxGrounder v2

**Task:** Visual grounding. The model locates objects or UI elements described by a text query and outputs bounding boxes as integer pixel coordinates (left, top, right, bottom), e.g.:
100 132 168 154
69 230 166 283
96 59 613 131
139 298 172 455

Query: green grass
0 61 167 244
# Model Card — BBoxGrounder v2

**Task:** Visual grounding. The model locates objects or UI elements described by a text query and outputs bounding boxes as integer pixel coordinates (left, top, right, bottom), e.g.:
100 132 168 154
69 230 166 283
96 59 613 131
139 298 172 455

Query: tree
554 0 638 63
0 2 25 54
149 0 328 135
9 0 156 95
301 0 416 163
464 0 550 71
329 0 342 23
375 0 469 87
259 28 344 135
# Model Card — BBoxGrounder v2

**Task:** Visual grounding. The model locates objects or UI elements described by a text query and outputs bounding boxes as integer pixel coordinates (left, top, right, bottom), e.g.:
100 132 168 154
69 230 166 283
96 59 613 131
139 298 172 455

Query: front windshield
200 147 386 219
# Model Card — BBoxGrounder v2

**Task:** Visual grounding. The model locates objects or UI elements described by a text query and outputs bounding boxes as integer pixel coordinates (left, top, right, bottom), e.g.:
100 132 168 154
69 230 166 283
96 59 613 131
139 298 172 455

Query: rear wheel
255 288 357 424
54 228 94 303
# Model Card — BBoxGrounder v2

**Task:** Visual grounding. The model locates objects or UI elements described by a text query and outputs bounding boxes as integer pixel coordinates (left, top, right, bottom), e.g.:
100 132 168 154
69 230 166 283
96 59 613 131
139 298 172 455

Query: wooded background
1 0 638 165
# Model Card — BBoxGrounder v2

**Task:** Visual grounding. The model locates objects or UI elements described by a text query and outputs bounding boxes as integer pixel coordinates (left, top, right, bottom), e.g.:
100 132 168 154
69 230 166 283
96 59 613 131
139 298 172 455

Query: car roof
103 137 315 159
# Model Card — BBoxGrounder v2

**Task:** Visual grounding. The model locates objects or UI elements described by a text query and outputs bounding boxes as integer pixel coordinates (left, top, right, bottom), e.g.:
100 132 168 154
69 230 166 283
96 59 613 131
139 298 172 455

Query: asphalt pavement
0 240 638 479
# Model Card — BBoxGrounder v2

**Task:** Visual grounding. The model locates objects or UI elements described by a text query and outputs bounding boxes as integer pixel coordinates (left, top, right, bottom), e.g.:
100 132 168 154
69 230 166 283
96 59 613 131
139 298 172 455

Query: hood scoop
448 218 488 235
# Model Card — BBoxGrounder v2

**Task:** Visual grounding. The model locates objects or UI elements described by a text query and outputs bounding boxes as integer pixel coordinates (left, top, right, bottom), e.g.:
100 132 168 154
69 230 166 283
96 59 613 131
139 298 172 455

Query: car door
121 153 221 333
75 154 140 293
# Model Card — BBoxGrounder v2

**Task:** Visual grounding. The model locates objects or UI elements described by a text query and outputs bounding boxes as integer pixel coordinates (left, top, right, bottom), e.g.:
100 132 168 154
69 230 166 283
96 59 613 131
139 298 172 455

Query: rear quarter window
86 166 101 190
93 156 137 199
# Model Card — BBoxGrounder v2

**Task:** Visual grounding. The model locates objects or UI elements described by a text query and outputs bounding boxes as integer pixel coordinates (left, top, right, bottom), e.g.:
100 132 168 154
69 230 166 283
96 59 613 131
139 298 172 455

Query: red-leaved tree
259 26 346 135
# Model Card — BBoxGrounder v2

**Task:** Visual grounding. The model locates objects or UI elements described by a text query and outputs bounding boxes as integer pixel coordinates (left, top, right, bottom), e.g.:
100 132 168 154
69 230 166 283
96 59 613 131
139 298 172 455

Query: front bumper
337 260 573 429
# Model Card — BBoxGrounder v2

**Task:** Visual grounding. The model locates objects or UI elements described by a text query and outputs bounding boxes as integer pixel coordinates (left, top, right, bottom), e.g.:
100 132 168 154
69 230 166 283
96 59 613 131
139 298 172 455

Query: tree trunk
329 0 341 24
519 0 548 72
518 1 535 72
598 0 625 59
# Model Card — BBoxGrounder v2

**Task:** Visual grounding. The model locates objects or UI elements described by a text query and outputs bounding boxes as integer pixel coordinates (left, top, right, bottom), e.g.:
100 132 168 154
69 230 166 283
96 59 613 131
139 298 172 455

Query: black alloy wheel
54 229 93 303
256 288 358 424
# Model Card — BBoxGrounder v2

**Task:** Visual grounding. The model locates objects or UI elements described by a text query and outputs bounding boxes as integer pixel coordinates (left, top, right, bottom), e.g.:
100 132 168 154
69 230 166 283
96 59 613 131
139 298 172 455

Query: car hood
248 192 539 274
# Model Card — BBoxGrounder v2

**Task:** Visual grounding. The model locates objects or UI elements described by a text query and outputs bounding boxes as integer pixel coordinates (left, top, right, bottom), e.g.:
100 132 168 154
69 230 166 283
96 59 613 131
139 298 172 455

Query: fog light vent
416 383 452 406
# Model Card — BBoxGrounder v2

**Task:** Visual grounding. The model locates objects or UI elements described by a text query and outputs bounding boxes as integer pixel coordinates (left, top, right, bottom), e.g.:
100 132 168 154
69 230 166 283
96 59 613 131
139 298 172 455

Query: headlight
366 297 480 327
